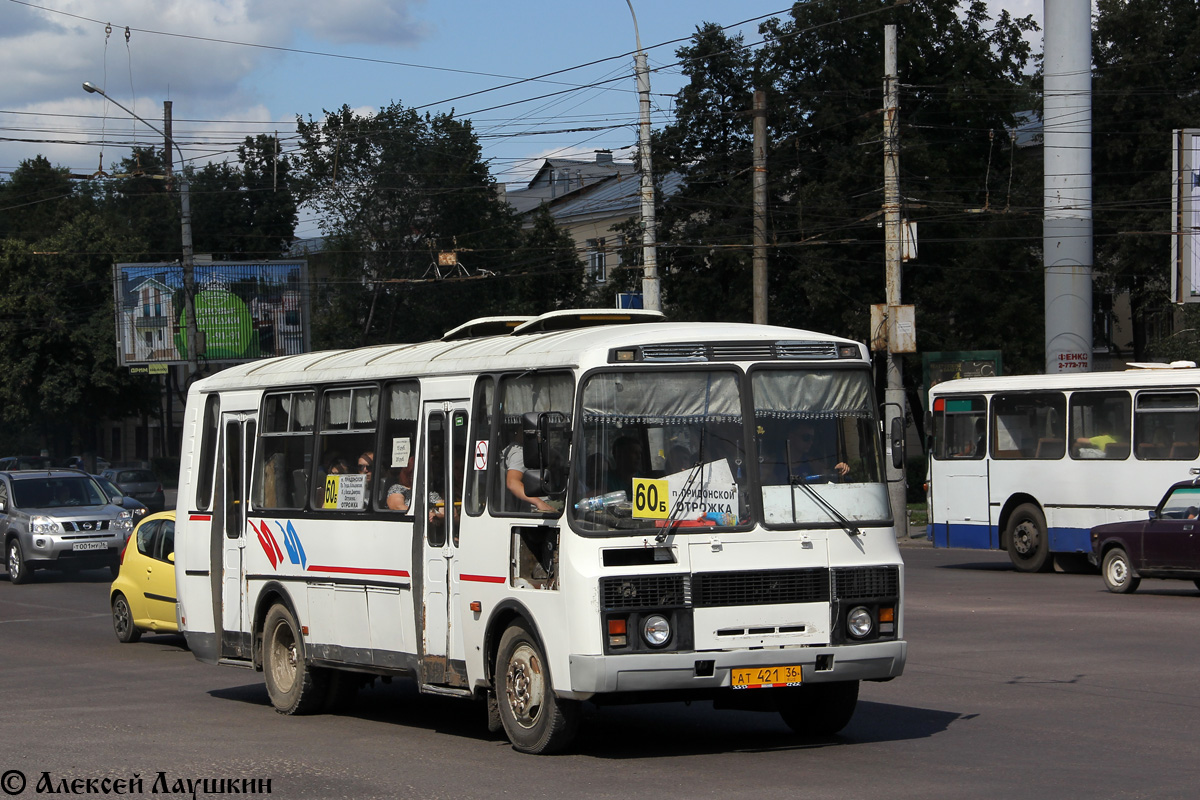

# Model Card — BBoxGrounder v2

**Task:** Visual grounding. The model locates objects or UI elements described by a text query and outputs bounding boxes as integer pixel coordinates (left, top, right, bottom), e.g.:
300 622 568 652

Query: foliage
654 0 1044 373
1093 0 1200 360
294 102 568 345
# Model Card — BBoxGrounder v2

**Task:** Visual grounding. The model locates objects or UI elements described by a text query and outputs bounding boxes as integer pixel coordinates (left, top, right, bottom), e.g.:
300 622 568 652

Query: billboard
113 260 310 366
1172 129 1200 303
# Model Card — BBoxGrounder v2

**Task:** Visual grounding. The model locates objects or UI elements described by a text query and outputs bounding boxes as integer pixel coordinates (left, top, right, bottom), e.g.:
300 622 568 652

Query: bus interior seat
1170 442 1197 459
1034 438 1063 458
1105 443 1130 459
1137 443 1167 460
292 469 309 508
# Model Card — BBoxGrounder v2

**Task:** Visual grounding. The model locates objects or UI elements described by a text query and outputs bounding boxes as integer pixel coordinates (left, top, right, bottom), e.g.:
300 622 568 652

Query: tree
295 102 529 346
0 210 159 454
0 156 85 244
190 134 298 259
653 1 1044 372
1093 0 1200 360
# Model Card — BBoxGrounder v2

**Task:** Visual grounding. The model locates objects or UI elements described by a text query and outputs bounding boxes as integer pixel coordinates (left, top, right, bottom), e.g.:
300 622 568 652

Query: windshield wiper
656 428 707 544
785 441 861 537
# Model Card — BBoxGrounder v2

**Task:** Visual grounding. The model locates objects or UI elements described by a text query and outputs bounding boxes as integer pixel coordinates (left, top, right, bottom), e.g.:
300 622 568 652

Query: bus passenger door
419 402 469 688
220 412 256 658
936 460 993 549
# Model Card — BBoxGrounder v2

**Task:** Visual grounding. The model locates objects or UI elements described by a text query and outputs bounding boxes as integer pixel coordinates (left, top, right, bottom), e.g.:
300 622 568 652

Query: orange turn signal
879 607 895 623
607 618 627 635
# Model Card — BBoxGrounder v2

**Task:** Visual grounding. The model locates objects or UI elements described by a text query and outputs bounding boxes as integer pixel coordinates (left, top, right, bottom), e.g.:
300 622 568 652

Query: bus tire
776 680 860 737
496 622 579 754
263 604 327 715
1005 504 1052 573
1102 547 1140 594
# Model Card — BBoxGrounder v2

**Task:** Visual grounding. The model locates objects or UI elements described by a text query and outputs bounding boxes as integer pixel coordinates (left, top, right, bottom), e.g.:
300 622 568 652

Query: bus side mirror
891 417 905 470
521 411 571 497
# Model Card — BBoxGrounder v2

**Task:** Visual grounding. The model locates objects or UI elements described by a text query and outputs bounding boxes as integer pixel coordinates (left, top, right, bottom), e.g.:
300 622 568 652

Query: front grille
693 568 830 607
61 521 113 533
600 575 688 610
832 566 899 599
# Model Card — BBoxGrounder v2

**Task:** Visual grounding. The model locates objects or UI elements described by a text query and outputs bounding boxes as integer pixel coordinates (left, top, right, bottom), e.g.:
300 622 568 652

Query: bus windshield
570 366 889 533
753 369 889 528
571 369 749 533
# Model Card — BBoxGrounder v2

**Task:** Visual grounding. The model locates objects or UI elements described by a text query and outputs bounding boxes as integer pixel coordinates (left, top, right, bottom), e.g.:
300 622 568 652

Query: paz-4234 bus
174 309 907 753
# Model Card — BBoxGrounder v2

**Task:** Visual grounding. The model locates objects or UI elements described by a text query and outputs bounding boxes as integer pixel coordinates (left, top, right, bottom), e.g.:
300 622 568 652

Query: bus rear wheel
776 680 860 737
263 604 327 715
496 622 579 754
1006 504 1052 573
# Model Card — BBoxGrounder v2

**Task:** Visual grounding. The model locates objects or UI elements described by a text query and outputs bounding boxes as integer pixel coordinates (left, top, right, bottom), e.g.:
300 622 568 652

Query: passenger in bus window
503 441 555 513
325 454 351 475
385 464 414 511
1075 431 1127 458
357 451 374 479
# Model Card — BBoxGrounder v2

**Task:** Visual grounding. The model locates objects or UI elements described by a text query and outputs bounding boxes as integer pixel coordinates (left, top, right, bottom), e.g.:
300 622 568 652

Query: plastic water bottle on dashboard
574 490 627 512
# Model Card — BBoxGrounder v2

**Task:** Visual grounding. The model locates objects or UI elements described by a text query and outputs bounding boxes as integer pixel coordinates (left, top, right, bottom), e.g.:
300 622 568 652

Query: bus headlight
642 614 671 647
847 606 874 639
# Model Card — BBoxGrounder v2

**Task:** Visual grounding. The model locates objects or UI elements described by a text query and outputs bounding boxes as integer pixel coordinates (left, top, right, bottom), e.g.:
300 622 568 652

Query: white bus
174 310 906 753
926 364 1200 572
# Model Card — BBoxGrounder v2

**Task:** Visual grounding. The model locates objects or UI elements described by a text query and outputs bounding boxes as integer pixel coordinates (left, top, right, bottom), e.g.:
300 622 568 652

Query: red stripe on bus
189 514 212 522
461 574 506 584
306 565 410 578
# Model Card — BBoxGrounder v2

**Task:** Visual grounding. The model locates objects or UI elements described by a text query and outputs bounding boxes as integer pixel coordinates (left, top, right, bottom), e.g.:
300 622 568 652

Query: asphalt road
2 542 1199 800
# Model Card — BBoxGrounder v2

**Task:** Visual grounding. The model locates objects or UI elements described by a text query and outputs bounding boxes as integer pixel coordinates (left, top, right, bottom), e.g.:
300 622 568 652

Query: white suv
2 470 135 584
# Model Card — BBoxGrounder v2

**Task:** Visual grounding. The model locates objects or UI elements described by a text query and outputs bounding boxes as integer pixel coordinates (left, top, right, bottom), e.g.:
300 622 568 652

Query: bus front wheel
1006 504 1052 573
776 680 860 737
496 622 579 754
263 604 328 715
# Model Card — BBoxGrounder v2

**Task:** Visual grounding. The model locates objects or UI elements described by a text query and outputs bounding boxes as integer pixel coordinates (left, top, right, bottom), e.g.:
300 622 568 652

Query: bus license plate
72 542 108 551
730 665 803 689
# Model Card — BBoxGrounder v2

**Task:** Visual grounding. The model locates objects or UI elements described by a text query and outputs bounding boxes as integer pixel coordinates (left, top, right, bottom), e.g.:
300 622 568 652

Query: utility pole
883 25 909 538
1043 0 1093 373
752 89 768 325
626 0 660 312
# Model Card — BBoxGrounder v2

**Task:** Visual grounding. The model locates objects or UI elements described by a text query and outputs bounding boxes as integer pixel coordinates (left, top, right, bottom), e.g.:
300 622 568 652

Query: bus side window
1134 391 1200 461
464 377 494 517
378 381 420 513
992 392 1065 459
314 386 378 511
253 391 314 511
932 395 986 460
195 394 221 511
492 372 573 516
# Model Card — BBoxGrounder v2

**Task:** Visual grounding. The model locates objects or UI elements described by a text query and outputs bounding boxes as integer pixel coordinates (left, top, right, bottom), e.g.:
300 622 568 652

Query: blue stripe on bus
932 523 1091 554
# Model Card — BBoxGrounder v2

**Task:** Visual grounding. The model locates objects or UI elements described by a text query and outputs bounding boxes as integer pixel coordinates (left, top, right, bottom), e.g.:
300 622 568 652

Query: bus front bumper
565 640 906 699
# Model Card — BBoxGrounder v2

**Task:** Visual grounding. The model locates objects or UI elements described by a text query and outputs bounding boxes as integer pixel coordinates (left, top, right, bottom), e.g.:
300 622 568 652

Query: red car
1090 478 1200 593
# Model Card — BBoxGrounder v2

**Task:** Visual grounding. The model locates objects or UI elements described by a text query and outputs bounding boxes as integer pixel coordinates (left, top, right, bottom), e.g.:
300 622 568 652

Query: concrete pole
884 25 909 538
752 89 768 324
1043 0 1093 373
626 1 660 311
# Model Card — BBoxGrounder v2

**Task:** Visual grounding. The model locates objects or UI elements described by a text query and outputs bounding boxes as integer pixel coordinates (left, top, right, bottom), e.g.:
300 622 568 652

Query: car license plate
730 665 803 689
72 542 108 552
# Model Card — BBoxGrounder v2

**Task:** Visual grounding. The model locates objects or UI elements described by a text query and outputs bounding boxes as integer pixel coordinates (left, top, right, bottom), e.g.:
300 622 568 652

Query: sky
0 0 1043 240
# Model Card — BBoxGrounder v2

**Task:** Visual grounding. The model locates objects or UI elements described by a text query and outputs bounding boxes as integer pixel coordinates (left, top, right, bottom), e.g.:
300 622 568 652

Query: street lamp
82 81 200 385
624 1 660 312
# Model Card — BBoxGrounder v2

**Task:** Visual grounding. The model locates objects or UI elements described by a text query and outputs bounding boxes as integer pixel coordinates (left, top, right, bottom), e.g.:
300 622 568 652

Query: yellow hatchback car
110 510 177 642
